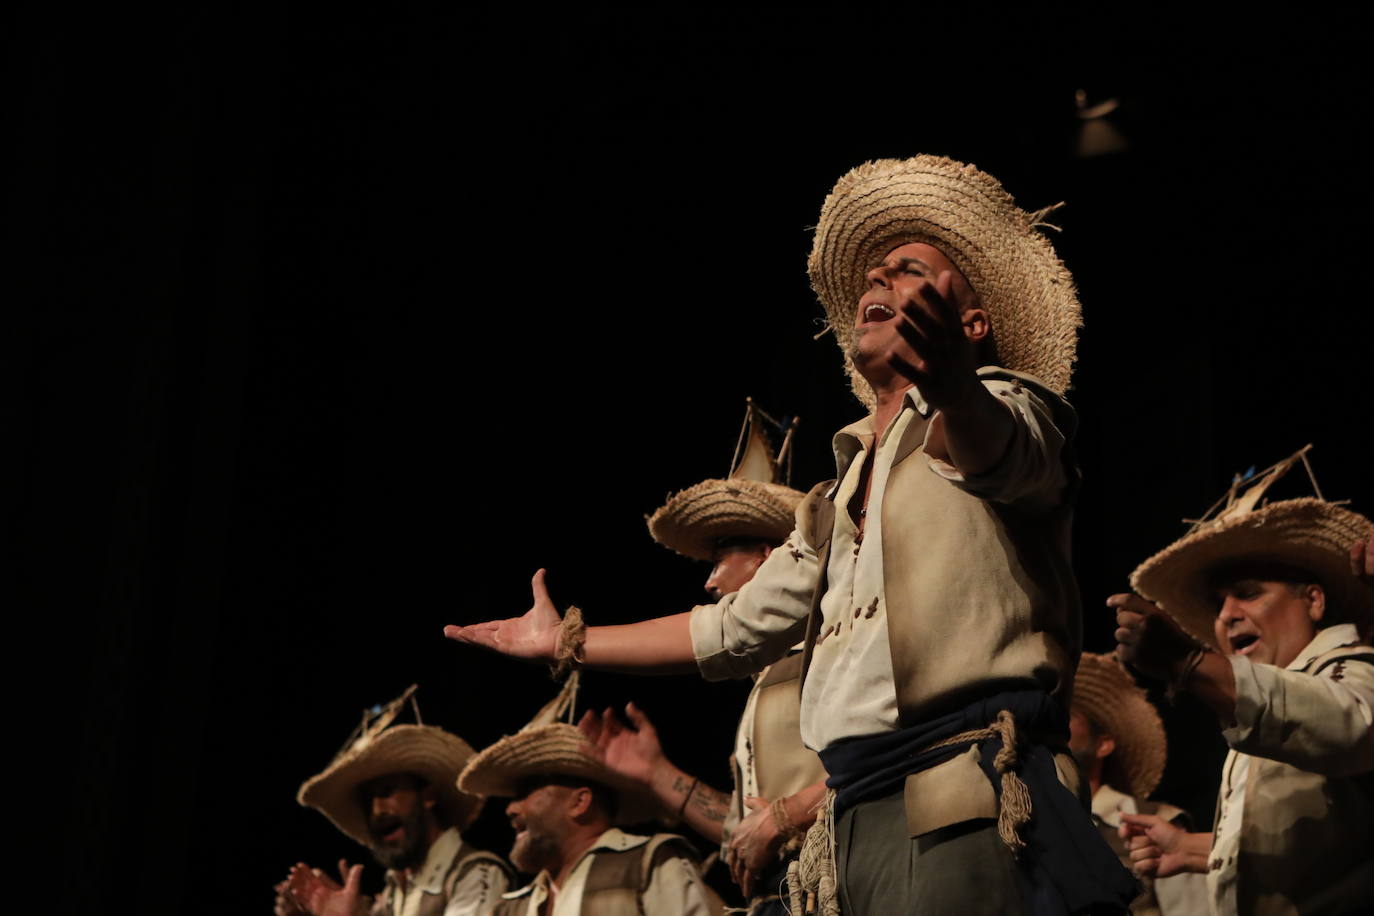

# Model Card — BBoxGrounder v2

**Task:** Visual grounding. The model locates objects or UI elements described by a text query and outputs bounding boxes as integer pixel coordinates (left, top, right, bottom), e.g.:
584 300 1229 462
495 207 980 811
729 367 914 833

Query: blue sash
819 690 1139 915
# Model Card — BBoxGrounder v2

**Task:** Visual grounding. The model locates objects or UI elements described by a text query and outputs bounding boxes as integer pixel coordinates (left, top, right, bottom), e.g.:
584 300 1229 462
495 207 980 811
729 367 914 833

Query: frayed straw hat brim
297 725 483 847
458 724 655 823
807 155 1081 409
647 479 803 561
1072 652 1166 799
1131 499 1374 649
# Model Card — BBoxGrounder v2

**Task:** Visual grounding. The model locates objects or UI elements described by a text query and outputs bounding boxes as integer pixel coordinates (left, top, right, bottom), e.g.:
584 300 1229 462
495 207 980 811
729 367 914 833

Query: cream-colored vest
797 371 1080 723
793 371 1081 836
489 835 700 916
725 654 829 841
374 842 510 916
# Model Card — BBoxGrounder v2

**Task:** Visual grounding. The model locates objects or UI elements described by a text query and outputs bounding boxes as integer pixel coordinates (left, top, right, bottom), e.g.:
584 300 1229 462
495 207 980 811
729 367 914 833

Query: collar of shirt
831 386 928 481
499 870 550 904
829 366 1027 483
384 826 463 897
1090 783 1137 827
1287 623 1362 672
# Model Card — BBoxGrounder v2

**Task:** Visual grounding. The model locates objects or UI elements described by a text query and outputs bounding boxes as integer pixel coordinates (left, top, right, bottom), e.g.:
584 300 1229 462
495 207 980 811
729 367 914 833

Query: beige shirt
502 829 711 916
1205 624 1374 915
377 828 509 916
690 372 1071 749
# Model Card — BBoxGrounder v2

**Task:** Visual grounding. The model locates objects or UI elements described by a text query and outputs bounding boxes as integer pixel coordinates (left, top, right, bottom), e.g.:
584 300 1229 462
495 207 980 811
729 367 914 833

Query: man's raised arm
446 522 820 678
443 569 698 674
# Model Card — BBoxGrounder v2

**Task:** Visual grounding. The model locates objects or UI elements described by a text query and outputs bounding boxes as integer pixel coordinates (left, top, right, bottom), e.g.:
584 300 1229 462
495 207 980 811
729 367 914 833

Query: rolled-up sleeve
927 376 1074 511
1224 652 1374 776
689 531 819 681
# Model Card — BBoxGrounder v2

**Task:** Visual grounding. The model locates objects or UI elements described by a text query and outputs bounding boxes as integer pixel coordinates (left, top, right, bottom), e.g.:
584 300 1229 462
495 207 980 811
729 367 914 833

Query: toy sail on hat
1131 445 1374 649
647 400 807 560
297 684 484 846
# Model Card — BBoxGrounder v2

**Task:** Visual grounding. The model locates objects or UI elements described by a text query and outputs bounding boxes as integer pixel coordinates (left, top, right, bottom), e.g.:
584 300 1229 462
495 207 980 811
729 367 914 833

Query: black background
17 6 1372 913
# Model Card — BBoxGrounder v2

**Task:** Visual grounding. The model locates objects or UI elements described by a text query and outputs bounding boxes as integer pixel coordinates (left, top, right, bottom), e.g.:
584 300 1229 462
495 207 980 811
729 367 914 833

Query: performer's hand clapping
273 875 307 916
443 568 562 661
285 860 368 916
578 703 666 787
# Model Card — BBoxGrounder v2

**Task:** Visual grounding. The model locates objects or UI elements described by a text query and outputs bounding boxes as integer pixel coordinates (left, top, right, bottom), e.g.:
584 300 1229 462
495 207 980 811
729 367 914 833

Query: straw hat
297 686 483 847
648 399 805 561
458 675 653 822
648 479 803 562
459 722 634 800
1131 448 1374 649
1072 652 1167 799
807 155 1081 408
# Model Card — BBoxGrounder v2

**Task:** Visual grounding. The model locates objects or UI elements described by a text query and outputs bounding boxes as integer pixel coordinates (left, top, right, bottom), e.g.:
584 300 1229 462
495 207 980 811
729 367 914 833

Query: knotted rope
923 708 1032 855
786 709 1033 913
788 790 839 916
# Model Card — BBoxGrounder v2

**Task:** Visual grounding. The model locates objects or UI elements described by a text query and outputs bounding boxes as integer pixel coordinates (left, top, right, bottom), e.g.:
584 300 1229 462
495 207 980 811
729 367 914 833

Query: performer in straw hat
578 402 828 915
1109 447 1374 916
1070 653 1207 916
276 686 512 916
459 678 714 915
447 155 1137 915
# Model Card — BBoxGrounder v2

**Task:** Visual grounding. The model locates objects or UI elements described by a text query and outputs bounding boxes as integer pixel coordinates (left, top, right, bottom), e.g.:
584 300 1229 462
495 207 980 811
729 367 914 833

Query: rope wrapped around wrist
771 796 805 856
551 606 586 681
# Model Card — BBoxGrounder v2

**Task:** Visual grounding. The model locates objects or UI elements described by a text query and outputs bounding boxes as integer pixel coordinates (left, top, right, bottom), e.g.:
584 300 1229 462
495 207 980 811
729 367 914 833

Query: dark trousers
835 788 1028 916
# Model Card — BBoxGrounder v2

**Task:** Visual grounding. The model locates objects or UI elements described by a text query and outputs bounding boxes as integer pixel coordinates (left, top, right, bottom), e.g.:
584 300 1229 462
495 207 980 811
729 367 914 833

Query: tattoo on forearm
691 785 731 823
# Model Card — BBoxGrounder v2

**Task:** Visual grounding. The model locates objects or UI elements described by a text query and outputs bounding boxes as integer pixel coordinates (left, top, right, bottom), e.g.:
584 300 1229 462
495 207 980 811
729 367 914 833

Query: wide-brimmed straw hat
1131 447 1374 649
459 722 632 799
648 399 805 561
648 479 803 562
807 155 1081 408
458 674 653 822
297 686 483 846
1072 652 1167 799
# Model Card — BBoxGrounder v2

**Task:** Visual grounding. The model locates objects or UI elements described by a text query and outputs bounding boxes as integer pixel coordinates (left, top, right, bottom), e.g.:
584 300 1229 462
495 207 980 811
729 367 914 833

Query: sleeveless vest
796 369 1080 725
490 834 699 916
725 653 828 842
791 370 1081 837
375 839 511 916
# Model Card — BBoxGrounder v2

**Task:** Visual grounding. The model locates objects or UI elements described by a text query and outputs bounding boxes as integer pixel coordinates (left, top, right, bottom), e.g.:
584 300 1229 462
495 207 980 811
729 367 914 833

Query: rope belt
787 709 1031 915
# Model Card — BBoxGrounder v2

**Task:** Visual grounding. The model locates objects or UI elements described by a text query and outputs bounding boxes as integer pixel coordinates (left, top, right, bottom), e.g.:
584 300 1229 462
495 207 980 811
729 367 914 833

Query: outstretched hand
578 703 666 787
443 569 563 661
1108 593 1199 680
885 269 981 411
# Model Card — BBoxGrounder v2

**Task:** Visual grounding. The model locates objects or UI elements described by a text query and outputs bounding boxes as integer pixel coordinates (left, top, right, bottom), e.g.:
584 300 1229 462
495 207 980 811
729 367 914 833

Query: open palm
444 569 563 660
579 703 664 785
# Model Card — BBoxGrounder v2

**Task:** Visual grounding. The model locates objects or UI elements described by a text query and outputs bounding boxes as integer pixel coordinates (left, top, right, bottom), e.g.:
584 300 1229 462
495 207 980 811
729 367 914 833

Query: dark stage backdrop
17 7 1371 914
